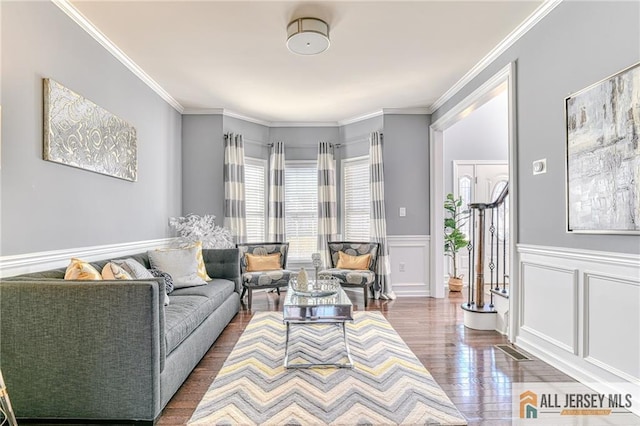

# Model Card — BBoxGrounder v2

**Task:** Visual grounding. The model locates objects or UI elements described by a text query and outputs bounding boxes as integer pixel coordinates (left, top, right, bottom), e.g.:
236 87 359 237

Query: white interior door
453 162 508 285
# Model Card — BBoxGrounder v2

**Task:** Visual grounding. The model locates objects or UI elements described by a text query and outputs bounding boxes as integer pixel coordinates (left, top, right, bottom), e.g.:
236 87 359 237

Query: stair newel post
475 206 486 308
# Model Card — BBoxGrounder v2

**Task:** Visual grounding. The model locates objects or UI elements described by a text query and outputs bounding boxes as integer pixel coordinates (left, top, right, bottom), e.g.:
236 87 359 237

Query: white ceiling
68 0 543 124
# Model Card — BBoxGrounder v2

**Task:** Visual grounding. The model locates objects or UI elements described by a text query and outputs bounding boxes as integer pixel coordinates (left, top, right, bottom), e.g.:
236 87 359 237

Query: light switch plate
533 158 547 175
399 207 406 217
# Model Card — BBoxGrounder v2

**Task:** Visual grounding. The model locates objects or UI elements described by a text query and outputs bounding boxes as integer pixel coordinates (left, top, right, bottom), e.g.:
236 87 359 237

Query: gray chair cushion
319 268 375 286
242 269 294 288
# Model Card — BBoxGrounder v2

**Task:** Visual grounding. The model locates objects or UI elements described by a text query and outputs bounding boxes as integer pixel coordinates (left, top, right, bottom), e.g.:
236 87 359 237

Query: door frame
429 62 519 342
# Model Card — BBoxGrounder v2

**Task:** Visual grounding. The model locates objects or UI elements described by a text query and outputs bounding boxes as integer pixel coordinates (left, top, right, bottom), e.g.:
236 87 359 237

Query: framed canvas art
565 63 640 234
43 78 137 181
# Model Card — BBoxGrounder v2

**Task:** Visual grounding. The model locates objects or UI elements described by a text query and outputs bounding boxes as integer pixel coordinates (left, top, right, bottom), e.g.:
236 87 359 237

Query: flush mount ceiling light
286 17 330 55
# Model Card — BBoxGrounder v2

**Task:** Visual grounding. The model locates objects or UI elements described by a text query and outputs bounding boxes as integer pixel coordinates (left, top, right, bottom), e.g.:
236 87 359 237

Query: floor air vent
495 344 531 361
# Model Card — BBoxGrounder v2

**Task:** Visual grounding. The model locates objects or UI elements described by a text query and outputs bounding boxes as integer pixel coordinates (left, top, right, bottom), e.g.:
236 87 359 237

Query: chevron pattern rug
188 311 467 425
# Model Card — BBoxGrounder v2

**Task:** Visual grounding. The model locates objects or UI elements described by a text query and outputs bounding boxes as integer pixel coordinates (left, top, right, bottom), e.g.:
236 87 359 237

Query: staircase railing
465 183 509 310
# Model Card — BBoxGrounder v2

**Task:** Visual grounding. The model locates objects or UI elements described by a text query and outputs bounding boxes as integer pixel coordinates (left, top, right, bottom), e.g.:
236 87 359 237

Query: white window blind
285 161 317 263
343 156 370 241
244 158 266 243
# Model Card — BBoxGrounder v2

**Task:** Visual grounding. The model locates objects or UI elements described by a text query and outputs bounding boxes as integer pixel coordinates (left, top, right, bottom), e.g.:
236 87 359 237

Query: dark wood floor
157 289 576 425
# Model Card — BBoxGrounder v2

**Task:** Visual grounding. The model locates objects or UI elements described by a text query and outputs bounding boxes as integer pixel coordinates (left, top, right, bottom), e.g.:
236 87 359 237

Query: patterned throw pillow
101 262 133 280
148 268 175 294
112 258 154 280
64 258 102 280
192 241 212 281
336 251 371 270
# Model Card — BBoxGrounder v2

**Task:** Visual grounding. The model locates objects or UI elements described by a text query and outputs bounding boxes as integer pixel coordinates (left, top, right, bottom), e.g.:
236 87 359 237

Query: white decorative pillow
147 246 207 289
112 258 170 305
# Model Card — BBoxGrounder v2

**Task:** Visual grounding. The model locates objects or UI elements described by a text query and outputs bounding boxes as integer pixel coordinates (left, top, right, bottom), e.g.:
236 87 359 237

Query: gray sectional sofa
0 248 241 424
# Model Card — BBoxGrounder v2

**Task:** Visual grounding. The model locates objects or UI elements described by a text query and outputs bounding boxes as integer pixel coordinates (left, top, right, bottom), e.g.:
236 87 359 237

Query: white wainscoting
387 235 430 297
516 244 640 413
0 238 175 278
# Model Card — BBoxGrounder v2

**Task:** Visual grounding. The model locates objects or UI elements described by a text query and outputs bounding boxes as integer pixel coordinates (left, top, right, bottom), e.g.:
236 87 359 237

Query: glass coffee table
283 281 354 369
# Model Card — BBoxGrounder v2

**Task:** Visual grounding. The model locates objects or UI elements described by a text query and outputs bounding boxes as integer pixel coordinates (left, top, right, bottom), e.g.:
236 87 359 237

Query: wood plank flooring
157 289 576 425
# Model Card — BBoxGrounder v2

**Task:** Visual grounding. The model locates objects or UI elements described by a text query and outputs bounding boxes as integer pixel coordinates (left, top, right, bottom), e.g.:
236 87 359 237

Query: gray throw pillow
112 258 170 305
147 247 207 289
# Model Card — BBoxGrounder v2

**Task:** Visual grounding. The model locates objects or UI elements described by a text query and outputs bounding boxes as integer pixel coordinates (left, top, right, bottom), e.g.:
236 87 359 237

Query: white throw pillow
147 246 207 289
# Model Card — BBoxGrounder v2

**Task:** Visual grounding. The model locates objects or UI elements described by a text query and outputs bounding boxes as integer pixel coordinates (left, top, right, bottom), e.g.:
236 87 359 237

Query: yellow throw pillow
336 251 371 270
101 262 133 280
245 253 282 272
64 258 102 280
193 241 212 281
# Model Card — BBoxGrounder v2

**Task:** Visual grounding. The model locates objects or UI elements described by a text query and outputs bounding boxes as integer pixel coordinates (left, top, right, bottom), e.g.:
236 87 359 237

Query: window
458 175 472 239
285 161 317 263
244 157 266 242
342 156 370 240
491 180 509 241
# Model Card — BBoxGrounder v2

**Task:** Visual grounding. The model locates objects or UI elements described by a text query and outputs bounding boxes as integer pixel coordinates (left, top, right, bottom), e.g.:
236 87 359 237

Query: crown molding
382 107 431 115
430 0 563 113
338 110 384 126
51 0 184 114
182 108 225 115
269 121 340 128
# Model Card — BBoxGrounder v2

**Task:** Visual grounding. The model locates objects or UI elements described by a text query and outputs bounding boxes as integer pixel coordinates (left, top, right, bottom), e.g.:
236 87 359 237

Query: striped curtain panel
370 132 396 300
268 141 286 242
317 142 338 268
223 133 247 243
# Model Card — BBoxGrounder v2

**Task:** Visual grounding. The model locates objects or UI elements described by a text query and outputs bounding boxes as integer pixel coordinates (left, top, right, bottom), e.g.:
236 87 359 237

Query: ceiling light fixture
286 17 330 55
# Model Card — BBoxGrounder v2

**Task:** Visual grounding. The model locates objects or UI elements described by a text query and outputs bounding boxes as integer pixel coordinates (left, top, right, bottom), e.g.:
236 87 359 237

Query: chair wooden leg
248 289 253 310
276 287 281 295
240 287 247 300
363 286 368 308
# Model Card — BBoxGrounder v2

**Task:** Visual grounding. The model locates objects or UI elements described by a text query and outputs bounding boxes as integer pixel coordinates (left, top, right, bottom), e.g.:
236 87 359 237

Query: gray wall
182 114 432 239
270 127 340 161
443 91 508 194
383 115 431 235
432 1 640 254
1 2 182 256
182 115 224 220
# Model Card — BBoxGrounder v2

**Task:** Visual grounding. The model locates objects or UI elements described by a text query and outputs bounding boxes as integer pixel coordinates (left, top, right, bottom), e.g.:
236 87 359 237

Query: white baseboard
0 238 176 278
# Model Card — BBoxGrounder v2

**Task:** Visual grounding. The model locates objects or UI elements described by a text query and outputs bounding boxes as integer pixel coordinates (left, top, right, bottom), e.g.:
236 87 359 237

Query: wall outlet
399 207 406 217
533 158 547 175
399 262 406 272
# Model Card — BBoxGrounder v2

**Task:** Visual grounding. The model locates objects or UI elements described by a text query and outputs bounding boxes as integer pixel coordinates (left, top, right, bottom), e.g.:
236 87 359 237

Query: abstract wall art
43 78 137 181
565 63 640 234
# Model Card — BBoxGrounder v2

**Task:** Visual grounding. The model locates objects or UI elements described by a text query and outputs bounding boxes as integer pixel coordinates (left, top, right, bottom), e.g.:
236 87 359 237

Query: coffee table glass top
284 284 353 322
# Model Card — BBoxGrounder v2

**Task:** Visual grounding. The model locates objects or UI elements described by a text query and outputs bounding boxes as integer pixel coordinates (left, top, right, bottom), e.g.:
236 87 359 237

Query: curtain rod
224 131 382 148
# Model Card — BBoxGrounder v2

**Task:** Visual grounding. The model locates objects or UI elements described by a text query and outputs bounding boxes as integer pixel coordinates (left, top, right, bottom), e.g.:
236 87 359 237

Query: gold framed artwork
43 78 137 181
565 62 640 234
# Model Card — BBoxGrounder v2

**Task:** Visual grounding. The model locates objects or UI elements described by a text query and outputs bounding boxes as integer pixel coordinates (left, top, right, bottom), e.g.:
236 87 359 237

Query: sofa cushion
164 279 235 355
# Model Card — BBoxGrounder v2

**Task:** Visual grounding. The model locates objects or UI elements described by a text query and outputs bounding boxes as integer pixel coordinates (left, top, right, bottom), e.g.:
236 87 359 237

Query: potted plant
444 193 469 292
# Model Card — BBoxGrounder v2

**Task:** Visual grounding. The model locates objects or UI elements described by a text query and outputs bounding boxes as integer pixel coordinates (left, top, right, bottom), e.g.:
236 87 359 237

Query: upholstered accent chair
319 241 380 307
236 242 294 309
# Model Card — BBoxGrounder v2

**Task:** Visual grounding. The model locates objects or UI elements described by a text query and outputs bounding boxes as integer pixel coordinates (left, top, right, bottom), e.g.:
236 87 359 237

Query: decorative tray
289 277 340 297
